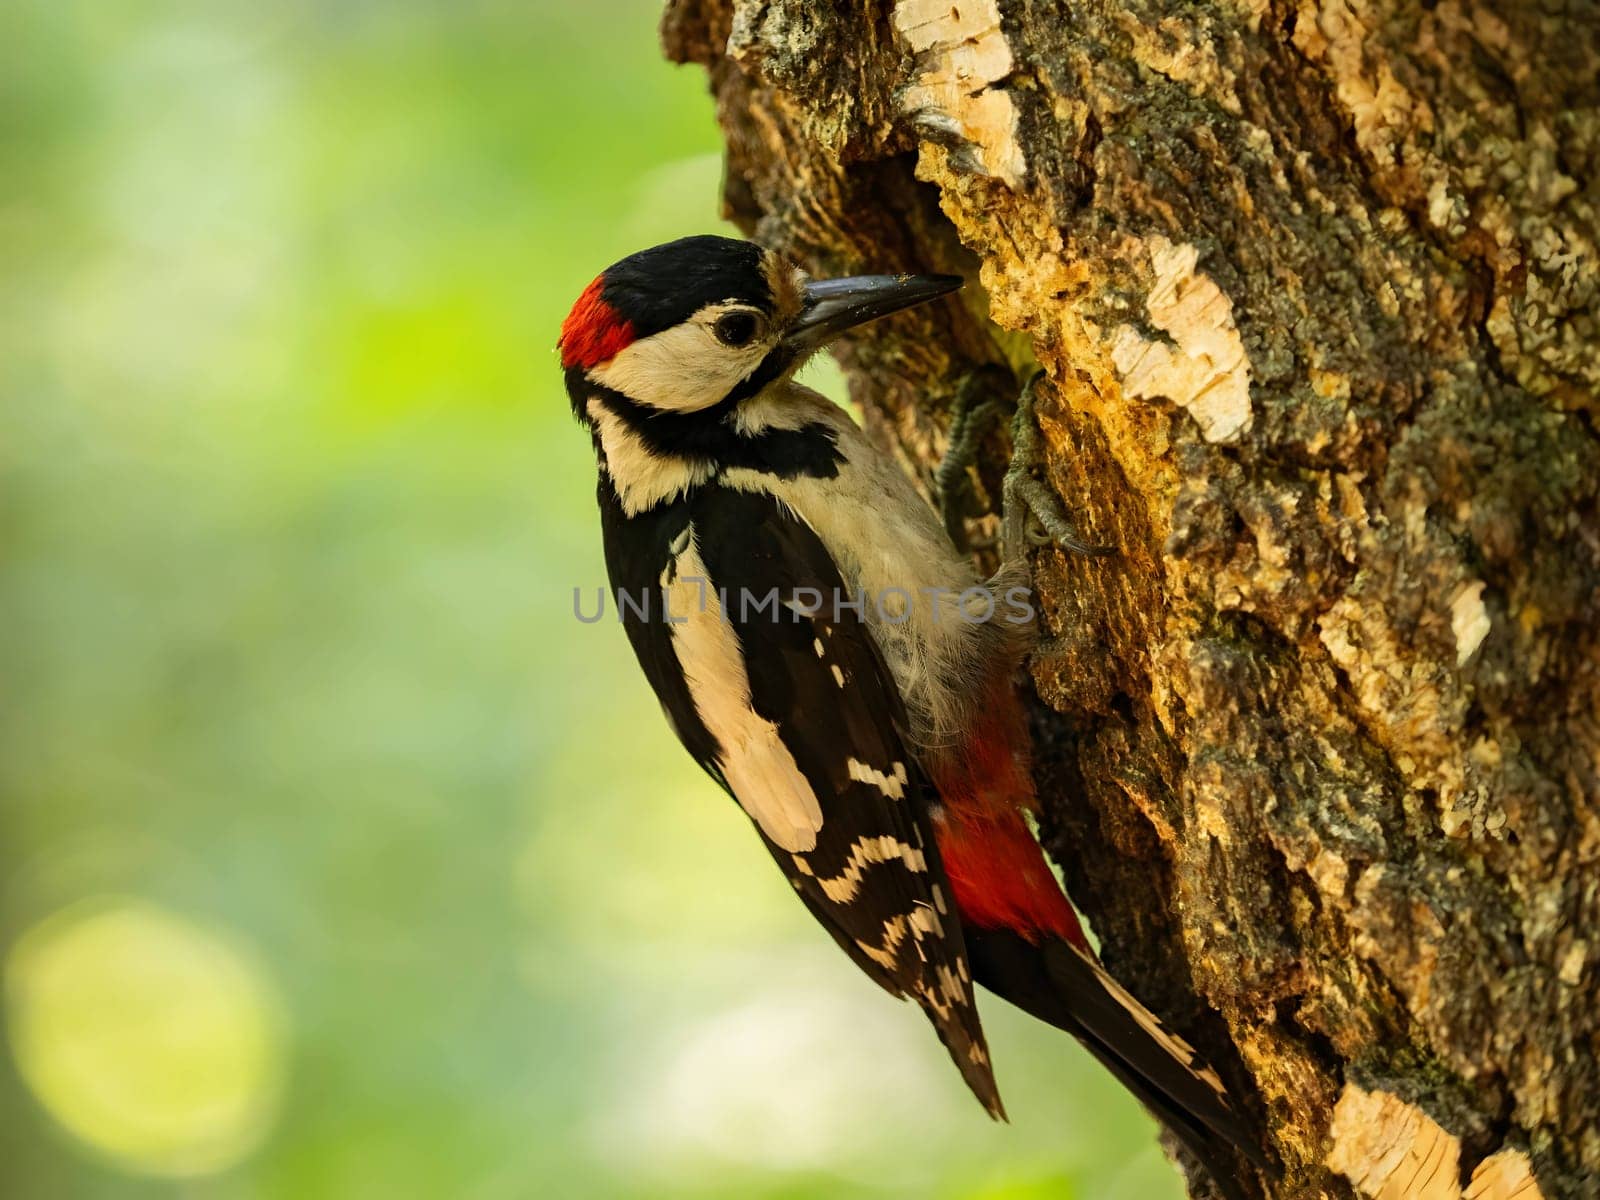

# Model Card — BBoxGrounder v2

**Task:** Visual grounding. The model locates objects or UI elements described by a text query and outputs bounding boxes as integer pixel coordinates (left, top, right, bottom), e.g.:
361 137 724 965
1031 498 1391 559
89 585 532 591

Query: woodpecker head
559 235 962 422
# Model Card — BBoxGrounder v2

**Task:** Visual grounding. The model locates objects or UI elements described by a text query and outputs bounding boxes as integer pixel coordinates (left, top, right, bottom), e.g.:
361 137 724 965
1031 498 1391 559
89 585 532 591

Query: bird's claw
934 364 1014 554
1001 372 1115 564
937 367 1115 563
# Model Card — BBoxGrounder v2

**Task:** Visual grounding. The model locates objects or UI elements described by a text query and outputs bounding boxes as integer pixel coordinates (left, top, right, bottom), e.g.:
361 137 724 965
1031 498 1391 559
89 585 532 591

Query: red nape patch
558 276 635 370
937 810 1088 950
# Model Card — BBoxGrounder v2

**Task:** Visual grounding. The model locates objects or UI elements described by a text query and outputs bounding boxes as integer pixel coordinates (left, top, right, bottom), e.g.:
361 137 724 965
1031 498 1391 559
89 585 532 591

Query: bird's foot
934 364 1015 554
1001 371 1115 565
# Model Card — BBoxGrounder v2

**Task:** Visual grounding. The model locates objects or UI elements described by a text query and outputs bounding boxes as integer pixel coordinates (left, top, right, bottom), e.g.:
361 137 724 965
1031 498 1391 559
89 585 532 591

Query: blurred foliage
0 1 1180 1197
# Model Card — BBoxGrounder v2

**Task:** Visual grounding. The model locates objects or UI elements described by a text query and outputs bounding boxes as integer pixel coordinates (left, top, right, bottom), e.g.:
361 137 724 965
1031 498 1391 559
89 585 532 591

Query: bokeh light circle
4 896 287 1177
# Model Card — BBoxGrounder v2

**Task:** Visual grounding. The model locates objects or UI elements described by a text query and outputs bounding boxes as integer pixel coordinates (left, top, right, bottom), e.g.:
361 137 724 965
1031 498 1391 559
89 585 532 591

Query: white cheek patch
663 531 824 852
587 398 714 515
591 318 769 412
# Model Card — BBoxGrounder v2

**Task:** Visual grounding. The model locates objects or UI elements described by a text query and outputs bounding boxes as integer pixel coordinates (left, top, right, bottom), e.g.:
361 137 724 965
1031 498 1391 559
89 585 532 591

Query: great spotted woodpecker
561 235 1265 1195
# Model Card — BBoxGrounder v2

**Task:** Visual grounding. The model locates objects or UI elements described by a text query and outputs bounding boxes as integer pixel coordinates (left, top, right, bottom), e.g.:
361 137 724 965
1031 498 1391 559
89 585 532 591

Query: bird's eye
713 311 762 348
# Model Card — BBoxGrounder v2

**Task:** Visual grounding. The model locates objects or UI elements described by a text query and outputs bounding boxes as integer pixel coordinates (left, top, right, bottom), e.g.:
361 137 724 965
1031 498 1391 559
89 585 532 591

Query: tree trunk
660 2 1600 1196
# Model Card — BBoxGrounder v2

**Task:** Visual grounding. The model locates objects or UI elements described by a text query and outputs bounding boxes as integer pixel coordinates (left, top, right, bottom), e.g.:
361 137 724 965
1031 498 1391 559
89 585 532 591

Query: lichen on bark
660 2 1600 1196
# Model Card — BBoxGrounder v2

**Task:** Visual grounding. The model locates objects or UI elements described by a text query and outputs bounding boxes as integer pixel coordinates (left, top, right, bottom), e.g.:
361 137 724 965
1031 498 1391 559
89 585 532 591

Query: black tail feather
966 927 1267 1199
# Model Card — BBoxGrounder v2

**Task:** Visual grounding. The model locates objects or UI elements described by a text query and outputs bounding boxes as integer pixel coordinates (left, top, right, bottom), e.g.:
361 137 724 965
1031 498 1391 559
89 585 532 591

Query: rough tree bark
660 2 1599 1197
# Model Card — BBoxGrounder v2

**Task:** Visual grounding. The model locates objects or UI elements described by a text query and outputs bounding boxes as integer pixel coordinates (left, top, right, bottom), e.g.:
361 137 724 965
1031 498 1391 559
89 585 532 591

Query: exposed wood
661 2 1600 1196
1327 1084 1546 1200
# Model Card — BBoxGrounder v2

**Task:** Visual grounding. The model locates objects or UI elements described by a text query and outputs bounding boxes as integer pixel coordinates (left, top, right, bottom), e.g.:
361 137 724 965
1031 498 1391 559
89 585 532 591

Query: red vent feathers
937 811 1087 949
559 276 636 370
926 694 1089 950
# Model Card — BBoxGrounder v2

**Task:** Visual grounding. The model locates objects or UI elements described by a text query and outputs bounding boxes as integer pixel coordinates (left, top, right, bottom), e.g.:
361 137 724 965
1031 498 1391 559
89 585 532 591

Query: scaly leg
934 364 1015 553
1002 371 1115 563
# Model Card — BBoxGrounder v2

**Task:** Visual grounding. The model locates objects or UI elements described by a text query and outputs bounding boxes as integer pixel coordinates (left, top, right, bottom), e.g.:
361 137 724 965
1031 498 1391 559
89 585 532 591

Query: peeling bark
1327 1084 1545 1200
660 2 1600 1196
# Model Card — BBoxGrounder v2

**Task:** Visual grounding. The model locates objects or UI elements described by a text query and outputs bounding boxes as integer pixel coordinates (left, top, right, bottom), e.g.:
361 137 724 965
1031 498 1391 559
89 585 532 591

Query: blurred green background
0 2 1181 1197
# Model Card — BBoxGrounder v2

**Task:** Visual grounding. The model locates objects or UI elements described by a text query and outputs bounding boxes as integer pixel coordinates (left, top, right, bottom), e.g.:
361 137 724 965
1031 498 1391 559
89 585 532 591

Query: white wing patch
791 835 927 902
663 529 824 853
847 758 909 800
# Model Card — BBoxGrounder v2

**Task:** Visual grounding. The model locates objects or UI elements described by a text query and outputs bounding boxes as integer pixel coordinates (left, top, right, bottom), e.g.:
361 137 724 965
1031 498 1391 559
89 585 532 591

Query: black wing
599 479 1001 1116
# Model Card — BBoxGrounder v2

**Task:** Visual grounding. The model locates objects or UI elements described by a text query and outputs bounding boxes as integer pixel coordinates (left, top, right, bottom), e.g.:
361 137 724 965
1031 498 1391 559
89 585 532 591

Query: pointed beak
785 272 964 350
